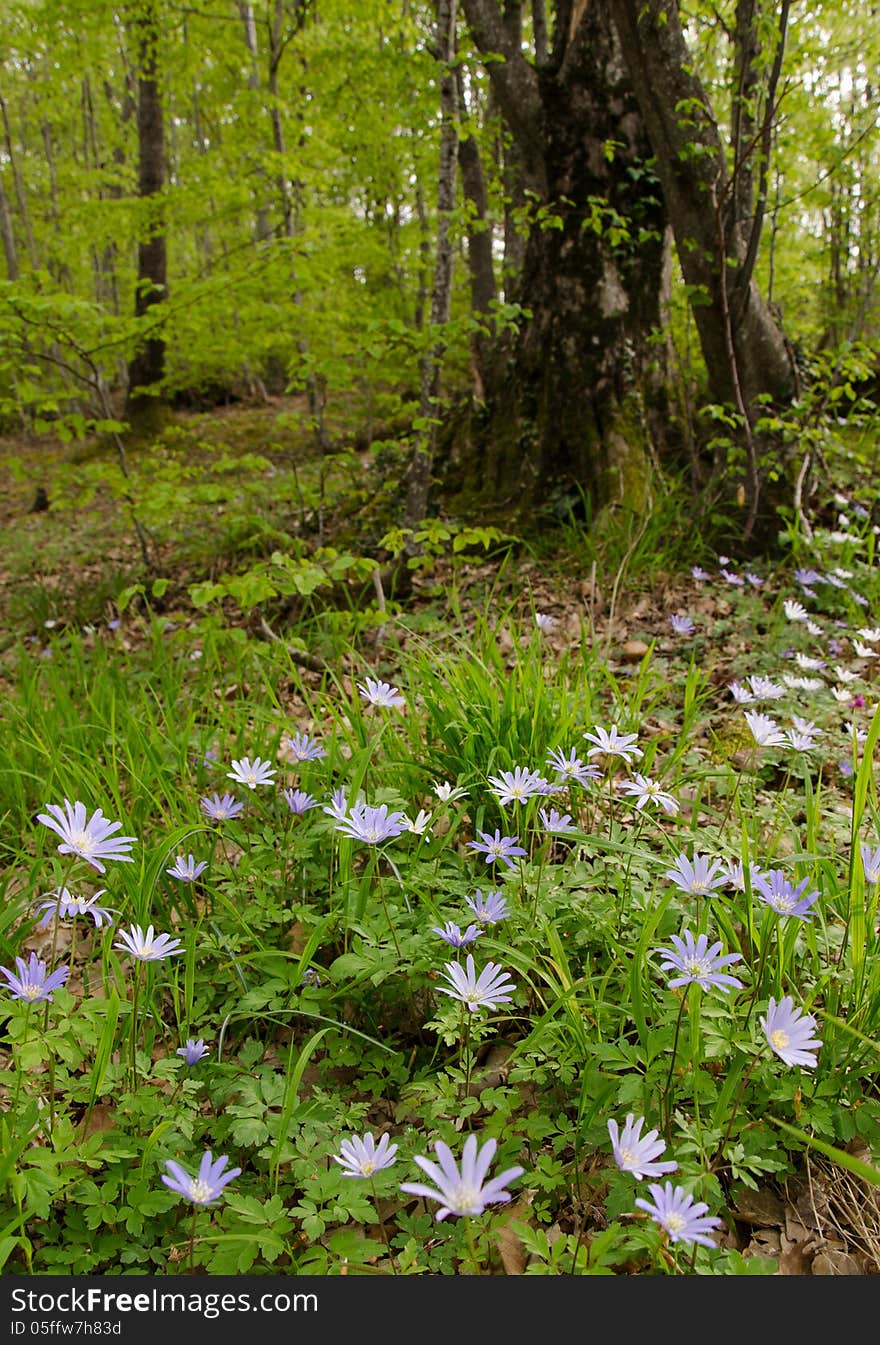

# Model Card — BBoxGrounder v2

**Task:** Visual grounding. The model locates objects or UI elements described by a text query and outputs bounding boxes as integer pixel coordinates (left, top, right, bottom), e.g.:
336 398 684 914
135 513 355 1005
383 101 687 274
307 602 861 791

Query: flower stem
709 1050 763 1172
189 1206 197 1274
369 1177 398 1275
129 963 143 1091
662 993 689 1139
459 1005 473 1108
10 1003 33 1117
464 1218 482 1275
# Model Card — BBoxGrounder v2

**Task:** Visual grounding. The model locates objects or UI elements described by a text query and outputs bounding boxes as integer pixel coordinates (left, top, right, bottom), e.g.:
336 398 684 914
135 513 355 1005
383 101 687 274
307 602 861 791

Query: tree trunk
125 2 168 433
455 68 495 395
239 1 272 244
0 92 38 270
610 0 798 539
0 172 19 280
402 0 459 540
452 0 667 524
609 0 796 413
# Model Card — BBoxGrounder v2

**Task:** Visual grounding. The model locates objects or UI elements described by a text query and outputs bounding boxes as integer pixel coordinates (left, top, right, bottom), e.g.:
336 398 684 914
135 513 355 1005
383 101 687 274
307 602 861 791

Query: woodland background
0 0 878 560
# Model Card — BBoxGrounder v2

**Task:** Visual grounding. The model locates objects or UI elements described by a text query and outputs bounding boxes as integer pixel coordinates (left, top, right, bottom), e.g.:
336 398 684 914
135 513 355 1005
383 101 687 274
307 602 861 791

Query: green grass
1 417 880 1277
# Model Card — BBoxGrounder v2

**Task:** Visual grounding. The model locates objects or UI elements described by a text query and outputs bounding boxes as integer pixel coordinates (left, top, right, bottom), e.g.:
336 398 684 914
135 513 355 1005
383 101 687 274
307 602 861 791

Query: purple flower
1 953 69 1003
437 954 516 1013
176 1038 210 1065
467 829 527 869
465 890 511 925
281 731 327 762
655 929 744 993
487 766 551 805
334 801 408 845
785 724 822 752
162 1151 241 1206
748 675 784 701
37 800 136 874
691 566 710 581
545 747 601 788
283 788 318 815
669 614 695 636
722 859 763 893
333 1132 398 1178
357 677 405 709
664 853 727 897
227 756 276 790
432 921 483 948
608 1114 678 1180
720 568 744 586
752 870 820 920
114 924 183 963
200 792 245 822
784 598 809 623
166 854 208 883
761 996 822 1068
33 887 116 929
400 1134 524 1221
860 844 880 884
617 774 678 815
322 788 351 821
744 711 787 747
538 807 577 833
583 725 643 764
634 1182 723 1248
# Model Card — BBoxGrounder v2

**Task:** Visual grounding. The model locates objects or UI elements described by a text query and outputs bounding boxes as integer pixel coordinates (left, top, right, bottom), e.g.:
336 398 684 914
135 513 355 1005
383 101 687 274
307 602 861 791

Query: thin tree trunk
414 181 431 329
455 68 495 398
731 0 761 234
38 117 72 288
402 0 459 542
126 2 168 428
610 0 797 539
0 173 19 280
267 0 326 449
532 0 549 66
610 0 796 410
0 92 38 269
239 1 272 243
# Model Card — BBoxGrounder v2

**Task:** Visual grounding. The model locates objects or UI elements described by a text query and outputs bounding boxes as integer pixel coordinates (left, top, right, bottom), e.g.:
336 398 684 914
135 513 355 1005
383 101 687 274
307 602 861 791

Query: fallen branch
257 616 330 673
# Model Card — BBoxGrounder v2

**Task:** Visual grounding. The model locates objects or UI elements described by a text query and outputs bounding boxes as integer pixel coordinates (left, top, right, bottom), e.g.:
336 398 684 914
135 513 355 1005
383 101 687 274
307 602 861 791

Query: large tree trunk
452 0 667 523
125 2 168 433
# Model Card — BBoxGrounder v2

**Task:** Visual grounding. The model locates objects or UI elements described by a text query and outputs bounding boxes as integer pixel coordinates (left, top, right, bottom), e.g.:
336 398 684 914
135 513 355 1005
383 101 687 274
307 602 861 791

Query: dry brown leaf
732 1187 786 1227
493 1205 530 1275
811 1248 866 1275
78 1102 117 1139
778 1234 817 1275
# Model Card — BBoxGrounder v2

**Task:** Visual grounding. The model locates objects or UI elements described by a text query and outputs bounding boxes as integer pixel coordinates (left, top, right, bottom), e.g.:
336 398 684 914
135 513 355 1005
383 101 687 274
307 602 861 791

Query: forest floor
2 396 879 1277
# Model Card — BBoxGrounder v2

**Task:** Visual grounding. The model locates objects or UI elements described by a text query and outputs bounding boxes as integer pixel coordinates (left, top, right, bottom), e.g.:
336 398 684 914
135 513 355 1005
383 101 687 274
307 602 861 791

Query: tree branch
735 0 791 314
460 0 546 194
